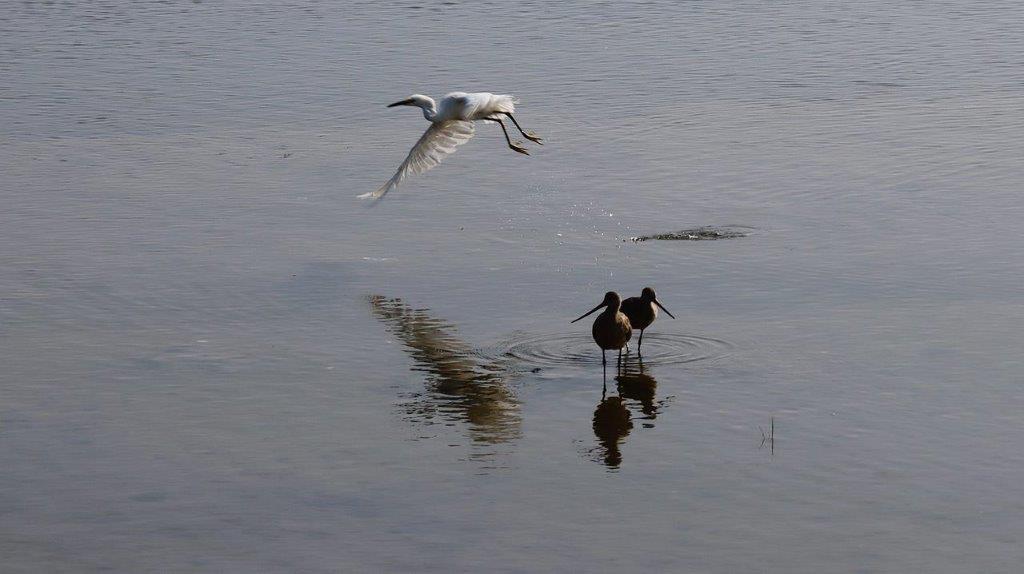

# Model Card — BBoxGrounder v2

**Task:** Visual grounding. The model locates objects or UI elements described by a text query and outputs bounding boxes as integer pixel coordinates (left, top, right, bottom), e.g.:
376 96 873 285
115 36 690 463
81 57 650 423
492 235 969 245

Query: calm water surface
3 1 1024 572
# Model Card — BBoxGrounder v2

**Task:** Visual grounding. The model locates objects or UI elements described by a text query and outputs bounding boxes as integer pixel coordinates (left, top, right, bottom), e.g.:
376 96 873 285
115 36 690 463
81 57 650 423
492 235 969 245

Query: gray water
3 1 1024 572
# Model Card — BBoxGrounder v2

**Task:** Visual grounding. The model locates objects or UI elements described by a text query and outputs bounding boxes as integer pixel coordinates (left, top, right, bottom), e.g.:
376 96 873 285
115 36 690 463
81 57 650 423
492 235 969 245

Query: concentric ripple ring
497 332 732 367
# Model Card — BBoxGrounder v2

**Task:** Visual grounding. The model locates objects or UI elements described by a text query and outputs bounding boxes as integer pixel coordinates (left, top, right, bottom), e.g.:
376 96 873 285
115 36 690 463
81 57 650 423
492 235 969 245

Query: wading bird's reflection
369 295 521 445
591 359 667 469
615 358 661 421
592 377 633 469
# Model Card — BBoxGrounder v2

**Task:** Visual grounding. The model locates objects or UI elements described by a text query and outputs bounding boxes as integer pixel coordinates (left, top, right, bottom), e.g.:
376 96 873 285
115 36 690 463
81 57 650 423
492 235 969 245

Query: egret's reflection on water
368 295 521 446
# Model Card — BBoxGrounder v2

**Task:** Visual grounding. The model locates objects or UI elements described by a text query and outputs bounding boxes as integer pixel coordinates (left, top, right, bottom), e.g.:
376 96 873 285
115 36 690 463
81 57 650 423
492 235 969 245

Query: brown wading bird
620 287 676 356
571 291 633 366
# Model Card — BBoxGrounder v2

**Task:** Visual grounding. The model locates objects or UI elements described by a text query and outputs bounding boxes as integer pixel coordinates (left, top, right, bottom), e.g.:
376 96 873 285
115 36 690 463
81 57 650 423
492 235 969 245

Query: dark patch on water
628 226 749 242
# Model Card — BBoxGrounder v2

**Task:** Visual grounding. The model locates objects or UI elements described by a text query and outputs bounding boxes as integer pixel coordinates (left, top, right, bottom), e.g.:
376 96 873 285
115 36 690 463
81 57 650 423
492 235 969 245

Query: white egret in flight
360 92 542 200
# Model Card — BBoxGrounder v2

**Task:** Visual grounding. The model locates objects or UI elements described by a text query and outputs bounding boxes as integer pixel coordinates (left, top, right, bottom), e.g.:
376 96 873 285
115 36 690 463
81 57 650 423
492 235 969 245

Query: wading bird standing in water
360 91 543 200
620 287 676 357
572 291 633 367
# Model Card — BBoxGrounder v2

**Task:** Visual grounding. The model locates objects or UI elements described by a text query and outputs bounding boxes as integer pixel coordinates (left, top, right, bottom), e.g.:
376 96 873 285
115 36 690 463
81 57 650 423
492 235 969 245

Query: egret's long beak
387 98 415 108
654 300 676 319
571 302 606 323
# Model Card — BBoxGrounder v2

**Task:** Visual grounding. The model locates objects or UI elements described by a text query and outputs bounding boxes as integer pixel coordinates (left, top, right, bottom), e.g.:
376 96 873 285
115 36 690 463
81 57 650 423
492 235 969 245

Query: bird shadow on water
586 357 674 471
367 295 522 455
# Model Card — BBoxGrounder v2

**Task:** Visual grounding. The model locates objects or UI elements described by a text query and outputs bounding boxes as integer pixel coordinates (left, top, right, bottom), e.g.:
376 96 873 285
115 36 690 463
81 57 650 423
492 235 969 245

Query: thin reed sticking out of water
760 416 775 454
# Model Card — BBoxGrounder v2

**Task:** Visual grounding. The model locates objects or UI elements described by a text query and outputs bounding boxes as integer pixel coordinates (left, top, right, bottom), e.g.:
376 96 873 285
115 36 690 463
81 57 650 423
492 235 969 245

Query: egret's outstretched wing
360 120 475 200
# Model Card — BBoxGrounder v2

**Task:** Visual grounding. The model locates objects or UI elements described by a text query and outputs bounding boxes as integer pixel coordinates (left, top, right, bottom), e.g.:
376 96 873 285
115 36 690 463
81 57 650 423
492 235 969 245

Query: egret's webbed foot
504 113 543 145
509 142 530 155
487 117 531 156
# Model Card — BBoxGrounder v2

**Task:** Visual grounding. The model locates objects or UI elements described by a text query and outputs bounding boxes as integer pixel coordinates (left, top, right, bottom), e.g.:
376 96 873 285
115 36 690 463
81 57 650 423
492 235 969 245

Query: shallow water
3 1 1024 572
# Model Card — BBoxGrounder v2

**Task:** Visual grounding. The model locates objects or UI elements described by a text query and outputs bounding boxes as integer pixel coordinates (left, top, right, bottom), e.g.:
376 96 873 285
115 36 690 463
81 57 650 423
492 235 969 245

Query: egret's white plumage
361 91 541 200
360 120 476 200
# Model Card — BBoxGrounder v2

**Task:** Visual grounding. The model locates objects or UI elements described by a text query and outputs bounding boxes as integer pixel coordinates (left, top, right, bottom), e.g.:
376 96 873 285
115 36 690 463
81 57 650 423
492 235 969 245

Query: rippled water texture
3 2 1024 572
501 332 732 367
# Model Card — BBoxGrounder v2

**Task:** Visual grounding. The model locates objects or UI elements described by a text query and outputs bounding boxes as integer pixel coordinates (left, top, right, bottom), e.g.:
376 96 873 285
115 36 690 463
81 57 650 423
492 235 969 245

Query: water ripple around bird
486 332 733 369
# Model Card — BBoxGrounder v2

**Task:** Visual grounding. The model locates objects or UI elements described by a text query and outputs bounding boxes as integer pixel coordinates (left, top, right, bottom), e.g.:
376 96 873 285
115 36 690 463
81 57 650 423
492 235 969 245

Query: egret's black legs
503 113 543 144
602 349 607 366
637 329 644 357
485 118 529 155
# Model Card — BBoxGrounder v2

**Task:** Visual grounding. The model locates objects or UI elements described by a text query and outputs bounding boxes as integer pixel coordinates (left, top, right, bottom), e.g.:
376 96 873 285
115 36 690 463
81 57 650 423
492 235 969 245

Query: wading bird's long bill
387 98 416 108
655 300 676 319
571 302 606 324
